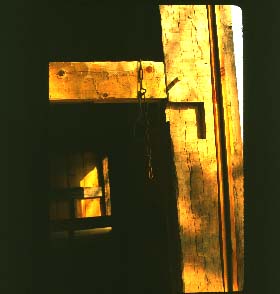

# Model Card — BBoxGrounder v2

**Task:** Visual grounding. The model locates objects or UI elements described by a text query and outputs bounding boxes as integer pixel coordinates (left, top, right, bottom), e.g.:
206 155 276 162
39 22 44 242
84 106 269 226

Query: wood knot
57 69 65 77
146 66 153 73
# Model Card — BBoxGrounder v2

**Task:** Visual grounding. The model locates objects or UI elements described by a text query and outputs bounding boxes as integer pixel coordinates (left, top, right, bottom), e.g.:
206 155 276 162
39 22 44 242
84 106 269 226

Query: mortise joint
166 101 206 139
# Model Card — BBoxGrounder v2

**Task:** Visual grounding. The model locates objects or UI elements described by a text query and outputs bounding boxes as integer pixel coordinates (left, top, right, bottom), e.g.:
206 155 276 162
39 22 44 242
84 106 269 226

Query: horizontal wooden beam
49 187 102 199
49 61 166 102
50 216 112 232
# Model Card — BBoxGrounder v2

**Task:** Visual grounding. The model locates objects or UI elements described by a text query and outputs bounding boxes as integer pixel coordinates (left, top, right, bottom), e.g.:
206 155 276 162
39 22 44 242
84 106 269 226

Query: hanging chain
136 60 154 180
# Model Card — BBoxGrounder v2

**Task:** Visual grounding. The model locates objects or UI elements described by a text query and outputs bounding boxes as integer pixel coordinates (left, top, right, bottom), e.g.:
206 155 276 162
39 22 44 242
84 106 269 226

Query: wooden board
49 61 166 102
160 5 224 292
49 187 103 199
102 157 111 216
215 5 244 290
50 216 112 232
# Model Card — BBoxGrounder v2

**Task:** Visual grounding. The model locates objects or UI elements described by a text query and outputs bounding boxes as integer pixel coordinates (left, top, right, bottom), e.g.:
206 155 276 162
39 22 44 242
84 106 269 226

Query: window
49 150 112 239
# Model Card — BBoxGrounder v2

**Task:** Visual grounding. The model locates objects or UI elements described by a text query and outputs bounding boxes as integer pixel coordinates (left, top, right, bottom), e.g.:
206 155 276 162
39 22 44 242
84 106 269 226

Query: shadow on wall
46 101 245 293
46 102 184 294
169 134 244 292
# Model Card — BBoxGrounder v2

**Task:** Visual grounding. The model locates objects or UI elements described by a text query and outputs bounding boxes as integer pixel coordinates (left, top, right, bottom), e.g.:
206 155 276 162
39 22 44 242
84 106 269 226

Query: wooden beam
207 5 234 292
160 5 224 293
215 5 244 291
49 187 102 199
161 5 243 293
49 61 166 102
50 216 112 232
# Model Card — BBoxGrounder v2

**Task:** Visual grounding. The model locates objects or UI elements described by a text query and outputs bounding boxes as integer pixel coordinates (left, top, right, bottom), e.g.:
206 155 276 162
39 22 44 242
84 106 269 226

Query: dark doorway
47 102 178 294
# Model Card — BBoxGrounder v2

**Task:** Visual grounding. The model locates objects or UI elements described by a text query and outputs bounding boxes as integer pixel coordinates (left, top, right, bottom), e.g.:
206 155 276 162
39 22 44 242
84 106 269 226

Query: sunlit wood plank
49 61 166 101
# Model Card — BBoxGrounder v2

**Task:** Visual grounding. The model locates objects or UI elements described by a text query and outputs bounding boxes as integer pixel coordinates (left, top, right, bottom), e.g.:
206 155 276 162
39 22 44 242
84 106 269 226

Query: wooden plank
207 5 235 291
49 187 102 199
160 6 213 104
160 5 224 292
80 151 100 188
215 5 244 291
102 156 111 216
49 61 166 101
50 216 112 232
75 198 102 218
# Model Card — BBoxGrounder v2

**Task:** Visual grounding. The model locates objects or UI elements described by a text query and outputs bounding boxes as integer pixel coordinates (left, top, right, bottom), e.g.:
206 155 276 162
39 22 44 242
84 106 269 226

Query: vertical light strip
231 6 243 140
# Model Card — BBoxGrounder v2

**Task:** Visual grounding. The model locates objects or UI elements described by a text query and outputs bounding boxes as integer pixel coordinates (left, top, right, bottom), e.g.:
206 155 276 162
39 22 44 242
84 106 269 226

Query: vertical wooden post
207 5 240 292
160 5 225 292
215 5 244 291
160 5 243 292
98 155 107 216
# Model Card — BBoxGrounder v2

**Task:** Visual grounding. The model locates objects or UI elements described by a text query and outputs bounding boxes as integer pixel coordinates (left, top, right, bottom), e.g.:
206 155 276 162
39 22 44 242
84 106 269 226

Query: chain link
136 60 154 180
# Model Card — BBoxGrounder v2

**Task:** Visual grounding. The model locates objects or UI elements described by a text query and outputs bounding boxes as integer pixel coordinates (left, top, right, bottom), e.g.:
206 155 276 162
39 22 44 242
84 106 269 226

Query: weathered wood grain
160 5 224 292
102 157 111 216
49 61 166 101
215 5 244 290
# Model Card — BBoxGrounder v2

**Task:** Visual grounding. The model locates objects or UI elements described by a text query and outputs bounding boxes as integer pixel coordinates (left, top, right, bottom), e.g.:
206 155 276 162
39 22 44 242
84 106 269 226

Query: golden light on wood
47 4 243 292
49 152 111 219
160 4 245 292
214 5 244 290
74 227 112 237
161 5 223 292
77 166 101 218
79 167 99 188
160 4 243 292
75 199 101 218
183 264 224 292
49 61 166 102
177 198 202 235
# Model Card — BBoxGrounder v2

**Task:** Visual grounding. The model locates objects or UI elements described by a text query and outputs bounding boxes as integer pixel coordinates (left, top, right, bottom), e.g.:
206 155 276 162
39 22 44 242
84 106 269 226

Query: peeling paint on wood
49 61 166 101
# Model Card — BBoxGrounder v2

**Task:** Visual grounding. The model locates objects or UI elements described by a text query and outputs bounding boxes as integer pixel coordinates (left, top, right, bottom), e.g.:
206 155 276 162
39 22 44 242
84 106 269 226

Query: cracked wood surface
160 5 224 292
49 61 166 102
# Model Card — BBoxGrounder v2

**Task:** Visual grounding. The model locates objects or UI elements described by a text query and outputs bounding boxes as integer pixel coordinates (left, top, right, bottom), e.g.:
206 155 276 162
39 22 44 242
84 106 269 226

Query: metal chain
136 60 154 180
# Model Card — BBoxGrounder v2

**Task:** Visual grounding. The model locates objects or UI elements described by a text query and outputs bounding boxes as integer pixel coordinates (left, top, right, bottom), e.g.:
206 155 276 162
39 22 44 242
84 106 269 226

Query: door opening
47 101 181 294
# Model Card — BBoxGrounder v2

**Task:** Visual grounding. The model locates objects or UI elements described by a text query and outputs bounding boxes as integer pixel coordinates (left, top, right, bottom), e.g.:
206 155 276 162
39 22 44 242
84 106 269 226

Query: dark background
1 0 279 293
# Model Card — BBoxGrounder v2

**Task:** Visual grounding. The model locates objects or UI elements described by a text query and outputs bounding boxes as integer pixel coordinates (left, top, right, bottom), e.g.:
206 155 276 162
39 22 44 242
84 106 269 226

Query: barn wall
46 5 243 293
160 5 243 293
